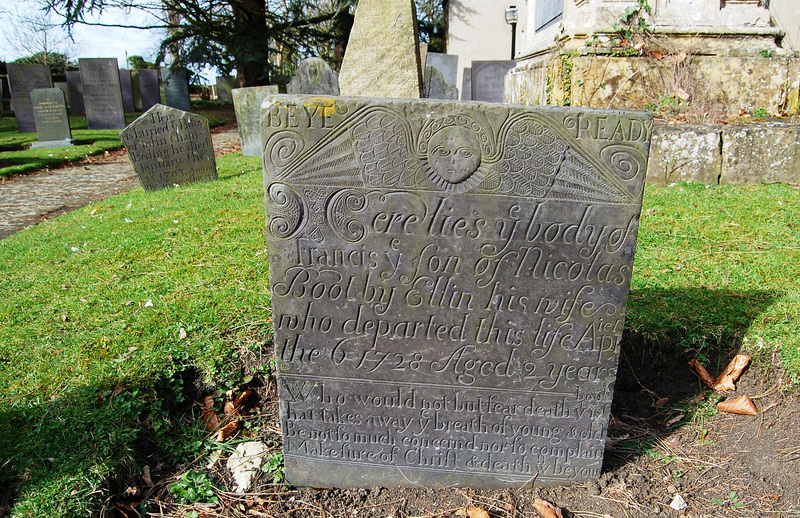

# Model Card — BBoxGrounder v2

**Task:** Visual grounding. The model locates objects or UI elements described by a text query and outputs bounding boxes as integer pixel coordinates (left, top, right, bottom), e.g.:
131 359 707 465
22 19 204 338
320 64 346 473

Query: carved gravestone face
79 58 126 129
31 88 72 147
262 95 652 488
7 63 53 133
287 58 340 96
139 69 161 112
161 67 192 112
120 104 216 191
471 61 516 103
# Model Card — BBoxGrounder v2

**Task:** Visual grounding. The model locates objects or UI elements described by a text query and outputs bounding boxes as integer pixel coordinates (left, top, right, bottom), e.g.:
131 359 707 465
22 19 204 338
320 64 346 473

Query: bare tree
2 2 78 69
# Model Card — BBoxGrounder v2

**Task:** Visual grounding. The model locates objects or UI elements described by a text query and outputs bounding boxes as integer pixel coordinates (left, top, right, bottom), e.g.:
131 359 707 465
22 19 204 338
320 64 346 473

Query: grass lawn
0 159 798 516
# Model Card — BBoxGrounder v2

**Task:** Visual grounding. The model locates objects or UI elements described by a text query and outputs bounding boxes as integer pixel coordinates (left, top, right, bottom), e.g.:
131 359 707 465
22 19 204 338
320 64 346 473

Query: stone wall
646 121 800 186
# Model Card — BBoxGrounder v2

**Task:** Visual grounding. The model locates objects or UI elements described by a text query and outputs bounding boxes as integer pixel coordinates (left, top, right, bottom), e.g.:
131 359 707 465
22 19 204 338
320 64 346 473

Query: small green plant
759 49 772 58
752 107 770 118
265 450 285 483
613 0 652 42
168 470 219 504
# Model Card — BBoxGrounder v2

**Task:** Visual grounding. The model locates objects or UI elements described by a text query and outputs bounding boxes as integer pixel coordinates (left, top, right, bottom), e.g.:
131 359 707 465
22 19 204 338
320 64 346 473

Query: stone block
647 123 721 185
721 125 800 184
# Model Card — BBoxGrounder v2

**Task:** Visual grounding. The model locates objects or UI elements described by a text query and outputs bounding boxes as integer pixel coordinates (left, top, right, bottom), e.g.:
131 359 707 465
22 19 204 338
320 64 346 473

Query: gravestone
65 71 86 113
461 67 472 101
30 88 72 148
119 68 136 112
231 85 279 156
262 95 652 488
339 0 422 98
161 67 192 112
120 104 216 191
54 82 70 109
423 66 458 100
79 58 126 129
471 61 516 103
287 58 340 95
7 63 53 133
425 54 459 100
216 76 235 102
426 53 459 86
131 69 142 111
139 69 161 111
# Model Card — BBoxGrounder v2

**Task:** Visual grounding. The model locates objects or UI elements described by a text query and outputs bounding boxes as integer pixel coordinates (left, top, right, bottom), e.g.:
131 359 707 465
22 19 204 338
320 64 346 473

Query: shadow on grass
605 286 779 471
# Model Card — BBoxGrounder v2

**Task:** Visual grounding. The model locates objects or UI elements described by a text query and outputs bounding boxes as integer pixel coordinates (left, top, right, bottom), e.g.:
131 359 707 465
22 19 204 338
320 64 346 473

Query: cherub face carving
427 127 482 184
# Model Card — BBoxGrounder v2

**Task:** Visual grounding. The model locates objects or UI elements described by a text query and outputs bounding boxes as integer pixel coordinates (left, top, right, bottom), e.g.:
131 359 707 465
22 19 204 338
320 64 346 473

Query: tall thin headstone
31 88 73 148
287 58 340 95
54 82 70 109
216 76 235 102
339 0 422 98
461 67 473 101
131 69 142 111
79 58 126 129
7 63 53 133
65 71 85 113
120 104 216 191
231 85 279 156
262 95 652 488
161 67 192 112
119 68 136 112
139 69 161 111
471 61 516 103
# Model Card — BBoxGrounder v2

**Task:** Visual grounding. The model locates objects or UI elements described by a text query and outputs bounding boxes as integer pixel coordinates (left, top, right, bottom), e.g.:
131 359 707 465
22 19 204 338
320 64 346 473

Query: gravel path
0 128 241 240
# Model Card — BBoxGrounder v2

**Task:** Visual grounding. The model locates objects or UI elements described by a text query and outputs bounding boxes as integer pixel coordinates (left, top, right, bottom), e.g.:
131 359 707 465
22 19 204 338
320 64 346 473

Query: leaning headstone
339 0 422 98
54 82 70 109
161 67 192 112
471 61 516 103
262 95 652 488
426 53 459 86
216 76 235 102
30 88 73 148
79 58 126 129
65 70 85 113
287 57 340 95
461 67 473 101
7 63 53 133
139 69 161 111
231 85 279 156
119 68 136 113
120 104 216 192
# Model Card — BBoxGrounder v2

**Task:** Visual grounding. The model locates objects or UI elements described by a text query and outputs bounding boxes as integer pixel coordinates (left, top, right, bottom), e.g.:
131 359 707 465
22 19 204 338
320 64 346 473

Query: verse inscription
262 96 652 488
120 104 216 191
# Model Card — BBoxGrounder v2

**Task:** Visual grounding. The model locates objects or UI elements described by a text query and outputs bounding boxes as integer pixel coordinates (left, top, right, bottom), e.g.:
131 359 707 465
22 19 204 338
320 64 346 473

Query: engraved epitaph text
262 96 652 488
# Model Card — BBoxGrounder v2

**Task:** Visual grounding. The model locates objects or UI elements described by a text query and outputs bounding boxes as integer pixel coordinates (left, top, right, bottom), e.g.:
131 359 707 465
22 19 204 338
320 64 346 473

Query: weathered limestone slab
119 68 136 113
31 88 72 148
339 0 422 98
7 63 53 133
721 125 800 185
287 58 340 95
232 85 280 156
139 69 161 111
79 58 126 129
120 104 216 191
646 124 721 185
216 76 236 102
262 95 652 488
161 67 192 112
65 71 85 113
471 61 516 103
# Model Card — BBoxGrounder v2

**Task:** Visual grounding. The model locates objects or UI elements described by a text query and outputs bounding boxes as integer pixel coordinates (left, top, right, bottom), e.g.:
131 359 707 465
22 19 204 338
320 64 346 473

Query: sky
1 0 217 83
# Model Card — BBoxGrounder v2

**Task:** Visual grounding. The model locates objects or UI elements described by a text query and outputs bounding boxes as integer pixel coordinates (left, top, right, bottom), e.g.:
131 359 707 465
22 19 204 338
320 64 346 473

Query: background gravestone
339 0 422 98
423 66 458 100
216 76 235 102
54 82 70 109
65 71 85 113
79 58 126 129
131 70 143 111
426 53 459 86
461 67 473 101
471 61 516 103
161 67 192 112
232 85 279 156
139 69 161 111
424 53 459 100
120 104 216 191
31 88 72 148
119 68 136 113
287 57 340 95
7 63 53 133
262 95 652 488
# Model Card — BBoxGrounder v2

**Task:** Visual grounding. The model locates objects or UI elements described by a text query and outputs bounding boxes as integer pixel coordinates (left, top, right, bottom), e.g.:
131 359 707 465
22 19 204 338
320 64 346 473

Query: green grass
0 111 230 179
0 176 798 516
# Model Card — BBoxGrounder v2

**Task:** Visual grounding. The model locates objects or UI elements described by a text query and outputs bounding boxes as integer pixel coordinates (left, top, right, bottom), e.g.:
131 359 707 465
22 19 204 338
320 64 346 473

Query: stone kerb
120 104 217 192
262 95 652 488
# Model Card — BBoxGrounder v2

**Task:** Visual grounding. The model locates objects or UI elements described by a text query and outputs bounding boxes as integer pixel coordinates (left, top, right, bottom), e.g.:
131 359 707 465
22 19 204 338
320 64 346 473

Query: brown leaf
717 395 758 415
712 354 751 391
202 408 219 430
216 420 239 441
675 87 690 101
689 359 715 388
533 498 563 518
652 49 664 60
466 507 490 518
223 400 237 415
234 389 253 409
654 397 669 407
203 395 214 409
142 465 154 487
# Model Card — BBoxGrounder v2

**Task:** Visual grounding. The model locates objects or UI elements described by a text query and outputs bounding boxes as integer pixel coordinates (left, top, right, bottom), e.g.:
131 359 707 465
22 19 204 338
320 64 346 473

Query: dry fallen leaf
533 498 563 518
466 507 490 518
655 397 669 407
712 354 751 391
652 49 664 60
202 408 219 430
142 465 154 487
234 389 253 409
216 420 239 441
689 359 715 388
675 87 690 101
203 395 214 409
223 400 237 415
717 395 758 415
